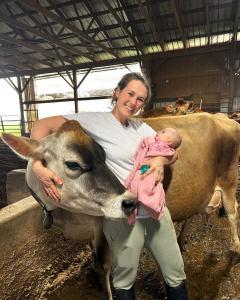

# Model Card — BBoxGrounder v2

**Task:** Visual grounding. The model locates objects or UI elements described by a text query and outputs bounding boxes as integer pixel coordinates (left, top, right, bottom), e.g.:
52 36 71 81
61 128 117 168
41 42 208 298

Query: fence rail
0 115 21 135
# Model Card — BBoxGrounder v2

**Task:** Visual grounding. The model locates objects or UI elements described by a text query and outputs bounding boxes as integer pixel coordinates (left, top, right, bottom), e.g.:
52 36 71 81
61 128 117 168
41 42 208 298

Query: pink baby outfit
124 136 175 224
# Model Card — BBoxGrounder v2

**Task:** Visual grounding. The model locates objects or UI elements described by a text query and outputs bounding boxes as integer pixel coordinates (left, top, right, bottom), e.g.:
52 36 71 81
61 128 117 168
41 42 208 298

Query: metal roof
0 0 239 78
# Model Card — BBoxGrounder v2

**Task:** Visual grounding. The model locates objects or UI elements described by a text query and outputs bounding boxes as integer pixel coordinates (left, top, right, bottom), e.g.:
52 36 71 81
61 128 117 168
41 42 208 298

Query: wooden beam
57 72 73 88
0 12 94 61
137 0 165 52
8 0 235 27
22 0 118 58
72 2 85 31
15 1 61 58
3 76 17 91
0 54 32 70
0 33 72 65
21 76 34 93
38 9 76 81
5 3 29 41
0 43 53 68
53 17 233 43
102 0 145 54
0 0 15 6
0 42 234 78
4 5 235 41
118 0 146 56
22 95 112 105
77 68 92 89
46 0 101 58
170 0 187 48
83 0 120 58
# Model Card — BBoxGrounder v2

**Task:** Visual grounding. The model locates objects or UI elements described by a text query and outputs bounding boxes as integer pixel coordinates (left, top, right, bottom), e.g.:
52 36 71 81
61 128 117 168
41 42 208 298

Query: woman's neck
111 109 129 126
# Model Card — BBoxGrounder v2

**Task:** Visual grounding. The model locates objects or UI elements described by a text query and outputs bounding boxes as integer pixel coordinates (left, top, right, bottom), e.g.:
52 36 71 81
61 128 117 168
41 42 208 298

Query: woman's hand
141 152 179 183
32 160 63 202
141 157 165 182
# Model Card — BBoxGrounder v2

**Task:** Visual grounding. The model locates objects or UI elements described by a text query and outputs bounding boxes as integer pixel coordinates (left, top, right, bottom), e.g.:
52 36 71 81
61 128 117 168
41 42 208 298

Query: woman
31 72 188 300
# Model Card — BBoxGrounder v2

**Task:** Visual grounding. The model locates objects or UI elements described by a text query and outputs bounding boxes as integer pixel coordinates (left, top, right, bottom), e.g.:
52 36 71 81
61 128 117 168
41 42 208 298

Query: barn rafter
0 0 238 78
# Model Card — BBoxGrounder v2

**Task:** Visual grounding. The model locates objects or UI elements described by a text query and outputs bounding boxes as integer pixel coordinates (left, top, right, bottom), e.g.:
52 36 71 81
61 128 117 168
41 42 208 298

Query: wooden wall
142 50 240 112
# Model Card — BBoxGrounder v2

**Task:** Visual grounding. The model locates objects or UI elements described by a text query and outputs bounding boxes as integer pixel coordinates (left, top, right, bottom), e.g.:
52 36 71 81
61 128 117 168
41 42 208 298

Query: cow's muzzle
122 199 138 216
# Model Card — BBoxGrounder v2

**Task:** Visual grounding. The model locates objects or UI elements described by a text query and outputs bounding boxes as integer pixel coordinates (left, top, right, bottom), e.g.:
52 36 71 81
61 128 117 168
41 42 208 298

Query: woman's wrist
32 159 44 171
155 156 168 166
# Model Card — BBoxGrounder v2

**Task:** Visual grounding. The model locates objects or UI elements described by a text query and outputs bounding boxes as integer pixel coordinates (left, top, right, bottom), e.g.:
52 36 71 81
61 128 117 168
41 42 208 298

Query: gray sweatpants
103 207 186 290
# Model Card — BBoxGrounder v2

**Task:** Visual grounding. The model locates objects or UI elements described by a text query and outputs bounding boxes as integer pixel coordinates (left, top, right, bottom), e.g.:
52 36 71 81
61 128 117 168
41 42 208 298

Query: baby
124 128 182 224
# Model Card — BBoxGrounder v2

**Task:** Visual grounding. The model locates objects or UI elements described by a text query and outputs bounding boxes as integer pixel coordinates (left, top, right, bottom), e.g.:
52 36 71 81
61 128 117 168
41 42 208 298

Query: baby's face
156 128 180 147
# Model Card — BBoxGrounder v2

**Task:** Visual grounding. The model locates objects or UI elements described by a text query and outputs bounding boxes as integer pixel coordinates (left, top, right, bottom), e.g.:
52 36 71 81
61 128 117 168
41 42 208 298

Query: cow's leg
177 218 193 250
221 188 240 253
93 218 112 300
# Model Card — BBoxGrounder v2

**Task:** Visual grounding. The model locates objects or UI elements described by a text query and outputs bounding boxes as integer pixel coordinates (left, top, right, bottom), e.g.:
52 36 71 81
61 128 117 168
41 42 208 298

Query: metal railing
0 115 21 135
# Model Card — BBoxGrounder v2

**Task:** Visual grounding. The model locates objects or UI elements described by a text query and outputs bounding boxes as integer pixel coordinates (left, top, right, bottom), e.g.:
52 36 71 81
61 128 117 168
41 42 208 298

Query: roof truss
0 0 238 77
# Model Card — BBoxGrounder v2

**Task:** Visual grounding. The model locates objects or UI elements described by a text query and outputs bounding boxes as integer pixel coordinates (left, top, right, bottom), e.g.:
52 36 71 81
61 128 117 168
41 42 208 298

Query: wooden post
17 76 25 136
73 70 78 113
229 45 236 114
141 59 154 111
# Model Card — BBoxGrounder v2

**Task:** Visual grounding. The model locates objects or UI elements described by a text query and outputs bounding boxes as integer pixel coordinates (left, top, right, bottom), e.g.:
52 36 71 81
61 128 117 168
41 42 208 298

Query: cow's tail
205 186 226 217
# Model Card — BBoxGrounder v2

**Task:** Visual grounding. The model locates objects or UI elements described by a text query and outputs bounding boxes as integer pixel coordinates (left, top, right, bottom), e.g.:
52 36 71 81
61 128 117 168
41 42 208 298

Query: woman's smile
112 79 147 124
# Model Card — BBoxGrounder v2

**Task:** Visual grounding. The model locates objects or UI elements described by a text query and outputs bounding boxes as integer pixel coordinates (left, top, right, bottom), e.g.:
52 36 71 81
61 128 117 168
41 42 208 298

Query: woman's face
112 79 148 124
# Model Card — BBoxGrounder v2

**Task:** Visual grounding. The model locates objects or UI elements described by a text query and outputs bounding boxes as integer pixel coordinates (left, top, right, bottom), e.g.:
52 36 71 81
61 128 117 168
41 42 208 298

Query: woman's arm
31 116 67 201
31 115 66 140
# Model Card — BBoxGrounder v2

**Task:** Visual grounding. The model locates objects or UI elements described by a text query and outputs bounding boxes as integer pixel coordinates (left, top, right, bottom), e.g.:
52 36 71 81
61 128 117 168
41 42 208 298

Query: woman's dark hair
111 72 152 106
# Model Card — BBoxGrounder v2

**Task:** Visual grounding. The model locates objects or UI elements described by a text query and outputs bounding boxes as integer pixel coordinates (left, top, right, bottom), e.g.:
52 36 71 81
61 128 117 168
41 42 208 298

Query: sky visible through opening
0 63 141 121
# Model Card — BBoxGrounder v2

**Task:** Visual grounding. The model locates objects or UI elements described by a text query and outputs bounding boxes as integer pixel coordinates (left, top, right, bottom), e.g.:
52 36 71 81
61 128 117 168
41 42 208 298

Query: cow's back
143 113 240 221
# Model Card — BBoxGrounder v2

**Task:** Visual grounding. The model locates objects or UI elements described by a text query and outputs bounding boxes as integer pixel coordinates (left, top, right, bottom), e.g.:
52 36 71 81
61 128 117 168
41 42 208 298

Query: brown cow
3 113 240 254
143 113 240 253
2 113 240 300
230 112 240 123
141 99 194 118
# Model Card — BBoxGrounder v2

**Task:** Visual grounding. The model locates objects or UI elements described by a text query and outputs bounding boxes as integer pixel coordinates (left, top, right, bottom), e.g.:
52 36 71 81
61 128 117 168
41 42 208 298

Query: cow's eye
65 161 82 170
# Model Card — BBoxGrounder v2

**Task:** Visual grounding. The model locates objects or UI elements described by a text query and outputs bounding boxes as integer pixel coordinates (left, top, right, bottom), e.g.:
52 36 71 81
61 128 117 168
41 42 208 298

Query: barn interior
0 1 240 300
0 0 239 135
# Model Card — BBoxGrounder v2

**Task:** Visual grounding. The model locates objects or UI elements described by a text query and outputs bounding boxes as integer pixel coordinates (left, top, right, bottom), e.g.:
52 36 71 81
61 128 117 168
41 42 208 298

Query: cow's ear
230 112 237 119
165 104 174 113
2 133 41 160
188 101 194 110
175 98 186 105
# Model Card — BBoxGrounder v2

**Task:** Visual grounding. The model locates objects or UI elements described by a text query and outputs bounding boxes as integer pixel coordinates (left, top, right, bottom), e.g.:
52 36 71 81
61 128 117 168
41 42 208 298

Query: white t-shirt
64 111 156 217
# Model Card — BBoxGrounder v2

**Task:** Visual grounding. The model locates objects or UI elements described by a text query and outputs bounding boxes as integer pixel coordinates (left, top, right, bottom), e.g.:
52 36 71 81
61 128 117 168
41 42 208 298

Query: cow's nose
122 199 138 216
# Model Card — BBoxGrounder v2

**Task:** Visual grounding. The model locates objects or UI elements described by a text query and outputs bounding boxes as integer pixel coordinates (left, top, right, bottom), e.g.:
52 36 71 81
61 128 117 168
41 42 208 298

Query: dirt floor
1 193 240 300
38 209 240 300
1 141 240 300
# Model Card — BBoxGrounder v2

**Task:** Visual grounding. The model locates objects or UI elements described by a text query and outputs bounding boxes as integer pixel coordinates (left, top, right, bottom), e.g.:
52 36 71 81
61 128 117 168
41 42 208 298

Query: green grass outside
0 124 21 136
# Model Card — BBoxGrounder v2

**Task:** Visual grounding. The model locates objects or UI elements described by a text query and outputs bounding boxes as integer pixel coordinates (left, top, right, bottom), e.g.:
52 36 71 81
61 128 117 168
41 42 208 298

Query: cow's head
2 120 137 219
174 99 194 115
230 112 240 123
